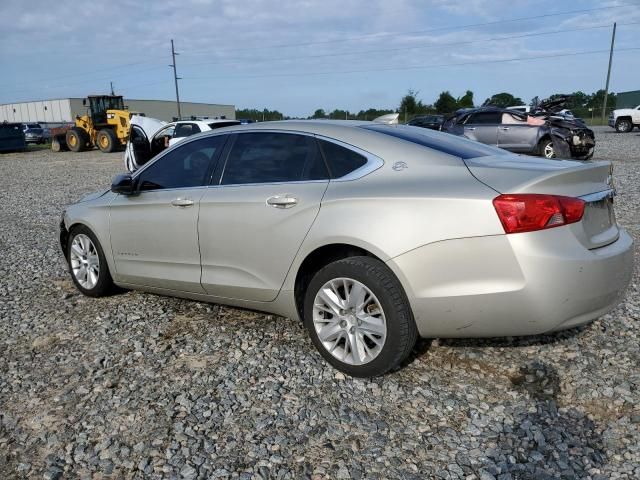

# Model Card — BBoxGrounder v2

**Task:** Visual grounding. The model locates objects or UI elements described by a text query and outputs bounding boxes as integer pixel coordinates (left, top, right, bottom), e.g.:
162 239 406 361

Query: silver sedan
60 121 634 377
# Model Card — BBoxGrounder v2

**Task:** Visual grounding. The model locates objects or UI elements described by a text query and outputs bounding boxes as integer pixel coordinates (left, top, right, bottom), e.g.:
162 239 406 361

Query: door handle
465 127 476 131
266 195 298 208
500 127 510 131
171 198 194 207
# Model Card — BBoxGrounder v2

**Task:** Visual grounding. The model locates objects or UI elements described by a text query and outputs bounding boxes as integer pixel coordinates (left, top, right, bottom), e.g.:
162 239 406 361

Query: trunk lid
466 155 618 249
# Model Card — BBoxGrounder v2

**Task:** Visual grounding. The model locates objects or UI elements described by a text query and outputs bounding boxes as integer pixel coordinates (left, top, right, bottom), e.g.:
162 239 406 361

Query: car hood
77 188 111 203
130 115 166 139
612 108 637 115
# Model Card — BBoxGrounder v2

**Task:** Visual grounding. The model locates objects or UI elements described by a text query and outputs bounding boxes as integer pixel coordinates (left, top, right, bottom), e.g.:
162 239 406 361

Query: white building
0 98 235 124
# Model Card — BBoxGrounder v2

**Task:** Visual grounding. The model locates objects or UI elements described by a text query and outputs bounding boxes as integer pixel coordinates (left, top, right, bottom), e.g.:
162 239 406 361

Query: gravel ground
1 128 638 480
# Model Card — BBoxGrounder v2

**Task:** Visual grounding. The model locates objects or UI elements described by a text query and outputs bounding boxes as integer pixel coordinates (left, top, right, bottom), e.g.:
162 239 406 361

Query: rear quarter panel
281 141 504 291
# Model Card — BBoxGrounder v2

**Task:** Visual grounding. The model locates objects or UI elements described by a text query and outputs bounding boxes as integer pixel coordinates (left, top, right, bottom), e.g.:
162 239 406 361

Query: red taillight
492 194 585 234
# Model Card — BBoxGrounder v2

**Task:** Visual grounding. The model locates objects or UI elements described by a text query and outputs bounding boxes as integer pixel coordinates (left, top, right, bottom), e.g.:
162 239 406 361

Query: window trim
134 128 384 189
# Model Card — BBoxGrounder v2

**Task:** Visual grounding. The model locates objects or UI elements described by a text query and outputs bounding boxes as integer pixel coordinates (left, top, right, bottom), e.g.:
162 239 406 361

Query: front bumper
387 227 634 338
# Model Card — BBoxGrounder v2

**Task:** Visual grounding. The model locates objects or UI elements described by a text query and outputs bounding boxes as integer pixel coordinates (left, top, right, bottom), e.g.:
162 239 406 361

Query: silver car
60 121 633 377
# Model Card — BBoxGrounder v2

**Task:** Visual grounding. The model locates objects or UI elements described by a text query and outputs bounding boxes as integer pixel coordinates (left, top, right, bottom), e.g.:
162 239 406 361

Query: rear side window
318 140 367 178
221 133 328 185
174 123 200 138
361 125 505 159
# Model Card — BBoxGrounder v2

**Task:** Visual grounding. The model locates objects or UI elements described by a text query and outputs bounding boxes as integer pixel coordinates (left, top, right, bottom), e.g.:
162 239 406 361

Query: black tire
538 138 555 159
97 129 118 153
615 118 632 133
66 128 89 152
67 225 114 297
303 256 417 377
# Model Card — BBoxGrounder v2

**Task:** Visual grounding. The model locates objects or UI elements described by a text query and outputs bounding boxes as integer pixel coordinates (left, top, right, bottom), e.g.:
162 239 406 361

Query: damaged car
124 115 240 171
441 97 595 160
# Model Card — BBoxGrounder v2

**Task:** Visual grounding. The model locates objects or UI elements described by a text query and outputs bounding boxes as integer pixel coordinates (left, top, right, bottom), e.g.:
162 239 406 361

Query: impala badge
392 161 408 171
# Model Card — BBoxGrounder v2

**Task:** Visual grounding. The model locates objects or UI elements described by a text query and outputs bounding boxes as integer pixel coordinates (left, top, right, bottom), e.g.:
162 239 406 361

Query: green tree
311 109 326 119
434 91 458 113
483 92 524 108
399 89 429 117
457 90 474 108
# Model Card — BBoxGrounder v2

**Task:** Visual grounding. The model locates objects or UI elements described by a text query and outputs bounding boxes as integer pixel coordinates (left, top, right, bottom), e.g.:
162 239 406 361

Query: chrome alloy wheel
70 234 100 289
312 277 387 365
543 142 555 159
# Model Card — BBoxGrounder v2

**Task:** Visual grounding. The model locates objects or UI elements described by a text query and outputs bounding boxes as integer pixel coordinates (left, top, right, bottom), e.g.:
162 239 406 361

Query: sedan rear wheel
304 256 417 377
67 226 114 296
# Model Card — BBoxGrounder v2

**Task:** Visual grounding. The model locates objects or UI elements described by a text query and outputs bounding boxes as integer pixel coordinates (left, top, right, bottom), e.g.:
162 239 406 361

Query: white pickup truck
609 105 640 132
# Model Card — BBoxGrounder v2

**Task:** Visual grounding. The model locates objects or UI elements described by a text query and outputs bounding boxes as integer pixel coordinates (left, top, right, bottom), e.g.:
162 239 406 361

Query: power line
185 47 640 81
181 3 639 56
181 22 640 69
0 53 170 89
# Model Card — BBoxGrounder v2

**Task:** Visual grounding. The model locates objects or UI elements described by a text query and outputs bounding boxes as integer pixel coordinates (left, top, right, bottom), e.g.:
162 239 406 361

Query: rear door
463 112 500 145
198 131 329 301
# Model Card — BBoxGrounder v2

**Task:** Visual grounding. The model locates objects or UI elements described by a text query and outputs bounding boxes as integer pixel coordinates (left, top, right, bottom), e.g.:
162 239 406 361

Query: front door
463 111 501 145
199 132 330 302
110 135 226 291
497 112 540 153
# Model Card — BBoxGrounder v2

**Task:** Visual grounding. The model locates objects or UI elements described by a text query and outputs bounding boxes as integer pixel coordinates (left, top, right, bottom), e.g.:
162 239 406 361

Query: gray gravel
1 129 639 480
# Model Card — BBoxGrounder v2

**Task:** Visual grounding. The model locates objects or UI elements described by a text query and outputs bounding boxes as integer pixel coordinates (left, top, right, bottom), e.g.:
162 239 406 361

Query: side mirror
111 173 136 195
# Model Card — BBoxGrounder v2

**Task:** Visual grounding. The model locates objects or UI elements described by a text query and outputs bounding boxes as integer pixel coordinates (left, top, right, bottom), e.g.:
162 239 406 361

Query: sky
1 0 639 117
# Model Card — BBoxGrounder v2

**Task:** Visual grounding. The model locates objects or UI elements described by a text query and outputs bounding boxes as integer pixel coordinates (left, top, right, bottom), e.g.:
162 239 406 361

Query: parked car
124 116 241 171
23 123 48 144
0 122 26 152
407 115 444 130
441 105 595 159
608 105 640 133
60 121 633 376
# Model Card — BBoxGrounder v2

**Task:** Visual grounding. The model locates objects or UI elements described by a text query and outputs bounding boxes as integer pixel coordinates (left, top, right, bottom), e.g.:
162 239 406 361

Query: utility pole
602 22 616 123
110 81 115 95
170 39 182 119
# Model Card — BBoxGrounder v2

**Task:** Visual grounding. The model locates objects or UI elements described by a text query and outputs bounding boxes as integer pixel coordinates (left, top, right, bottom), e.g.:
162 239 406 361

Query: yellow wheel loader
52 95 134 153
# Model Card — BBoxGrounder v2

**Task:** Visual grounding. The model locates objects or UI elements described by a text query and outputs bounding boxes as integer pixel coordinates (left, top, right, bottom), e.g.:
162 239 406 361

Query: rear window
360 125 505 159
318 140 367 178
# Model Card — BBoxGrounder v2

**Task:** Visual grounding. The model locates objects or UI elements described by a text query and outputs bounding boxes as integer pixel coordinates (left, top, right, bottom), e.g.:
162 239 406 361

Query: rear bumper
388 228 634 338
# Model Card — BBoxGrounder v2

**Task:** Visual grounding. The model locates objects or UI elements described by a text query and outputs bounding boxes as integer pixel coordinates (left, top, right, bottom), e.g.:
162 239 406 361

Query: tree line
236 89 617 121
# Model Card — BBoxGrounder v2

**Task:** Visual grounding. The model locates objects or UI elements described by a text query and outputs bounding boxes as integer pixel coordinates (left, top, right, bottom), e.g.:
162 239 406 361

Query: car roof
191 120 505 161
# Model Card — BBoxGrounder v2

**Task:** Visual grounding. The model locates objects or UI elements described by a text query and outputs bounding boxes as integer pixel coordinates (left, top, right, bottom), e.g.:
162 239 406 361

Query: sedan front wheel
304 256 417 377
67 226 114 297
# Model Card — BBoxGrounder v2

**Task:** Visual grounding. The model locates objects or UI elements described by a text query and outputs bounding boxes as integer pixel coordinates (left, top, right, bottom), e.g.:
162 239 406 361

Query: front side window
221 133 328 185
467 112 502 124
138 136 226 191
318 140 367 178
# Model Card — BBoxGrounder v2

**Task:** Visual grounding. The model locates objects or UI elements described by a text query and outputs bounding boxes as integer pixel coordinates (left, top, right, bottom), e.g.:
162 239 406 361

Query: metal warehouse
0 98 236 124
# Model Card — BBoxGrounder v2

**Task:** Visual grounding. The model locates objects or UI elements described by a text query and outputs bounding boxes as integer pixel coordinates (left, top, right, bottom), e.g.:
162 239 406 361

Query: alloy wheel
70 234 100 289
312 277 387 365
543 142 555 159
